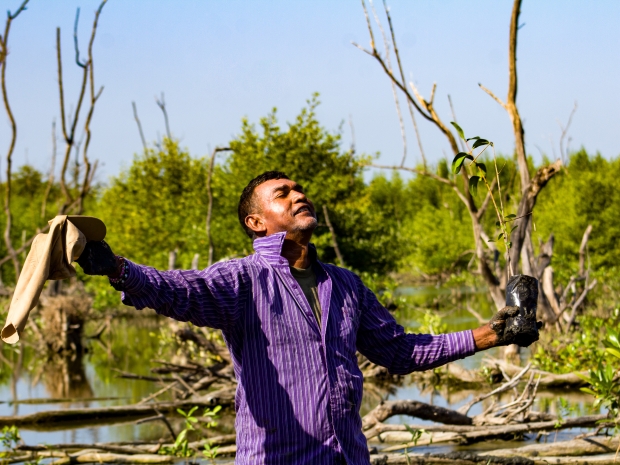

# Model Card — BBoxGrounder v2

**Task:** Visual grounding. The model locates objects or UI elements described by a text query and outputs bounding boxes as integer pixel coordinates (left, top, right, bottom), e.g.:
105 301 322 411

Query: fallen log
44 452 174 464
530 455 620 465
375 414 607 450
368 451 535 465
0 388 236 429
16 434 238 457
18 444 151 455
362 400 473 431
487 436 620 457
485 358 588 388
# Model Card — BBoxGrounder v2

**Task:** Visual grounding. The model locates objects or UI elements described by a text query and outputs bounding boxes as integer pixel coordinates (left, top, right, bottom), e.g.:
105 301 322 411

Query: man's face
246 179 317 239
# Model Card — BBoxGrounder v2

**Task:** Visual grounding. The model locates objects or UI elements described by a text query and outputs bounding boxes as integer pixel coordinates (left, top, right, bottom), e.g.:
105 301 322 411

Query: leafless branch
206 147 231 267
41 120 57 219
0 0 31 279
382 0 427 168
73 8 86 68
578 224 592 276
369 0 407 166
348 115 356 154
457 363 531 416
558 101 577 163
57 1 106 213
156 92 171 139
132 102 148 151
322 205 345 267
77 1 107 212
478 83 507 110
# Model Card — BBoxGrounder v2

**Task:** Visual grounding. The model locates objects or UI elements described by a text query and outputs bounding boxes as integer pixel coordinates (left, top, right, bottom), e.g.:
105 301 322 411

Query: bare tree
322 205 346 268
57 1 107 214
41 120 58 219
0 1 107 278
0 0 30 280
156 92 171 140
354 0 581 320
132 101 148 151
205 147 231 267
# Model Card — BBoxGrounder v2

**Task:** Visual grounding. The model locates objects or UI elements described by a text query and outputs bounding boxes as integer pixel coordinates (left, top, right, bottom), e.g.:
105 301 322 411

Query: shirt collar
253 231 318 265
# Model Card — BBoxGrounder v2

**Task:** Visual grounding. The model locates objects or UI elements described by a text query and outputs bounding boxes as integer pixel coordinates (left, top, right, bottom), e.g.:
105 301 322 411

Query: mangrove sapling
449 123 519 271
450 124 541 348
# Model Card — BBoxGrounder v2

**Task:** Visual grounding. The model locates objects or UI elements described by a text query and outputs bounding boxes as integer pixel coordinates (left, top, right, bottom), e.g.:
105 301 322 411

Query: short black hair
238 171 290 239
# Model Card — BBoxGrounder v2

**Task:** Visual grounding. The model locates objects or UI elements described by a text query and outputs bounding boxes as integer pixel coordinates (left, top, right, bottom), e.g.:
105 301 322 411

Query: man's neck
281 235 312 269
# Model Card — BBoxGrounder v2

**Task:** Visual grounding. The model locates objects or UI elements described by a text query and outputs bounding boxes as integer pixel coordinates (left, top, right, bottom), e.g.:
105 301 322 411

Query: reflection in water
42 351 93 400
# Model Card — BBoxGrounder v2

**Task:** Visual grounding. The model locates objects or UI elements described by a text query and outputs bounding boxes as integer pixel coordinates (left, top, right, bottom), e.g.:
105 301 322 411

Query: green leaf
451 122 465 140
476 162 487 176
468 176 480 196
487 239 495 242
575 372 592 382
495 221 501 227
507 241 512 248
505 214 517 220
472 138 489 149
510 225 518 234
606 347 620 360
466 136 480 141
497 233 504 241
451 152 473 174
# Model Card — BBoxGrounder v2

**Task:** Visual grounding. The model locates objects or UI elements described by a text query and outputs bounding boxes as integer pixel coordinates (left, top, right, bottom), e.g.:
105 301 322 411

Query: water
0 282 597 456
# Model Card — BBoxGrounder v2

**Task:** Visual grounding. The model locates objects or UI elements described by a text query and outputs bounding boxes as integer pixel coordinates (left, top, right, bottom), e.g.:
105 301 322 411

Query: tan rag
2 216 90 344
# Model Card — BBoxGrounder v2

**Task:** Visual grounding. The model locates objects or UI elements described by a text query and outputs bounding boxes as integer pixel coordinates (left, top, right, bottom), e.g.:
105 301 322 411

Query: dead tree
0 0 30 280
0 2 107 281
205 147 231 267
57 1 107 214
354 0 593 324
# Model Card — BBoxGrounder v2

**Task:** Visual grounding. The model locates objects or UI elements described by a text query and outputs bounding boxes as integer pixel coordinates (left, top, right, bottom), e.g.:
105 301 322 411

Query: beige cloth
2 216 92 344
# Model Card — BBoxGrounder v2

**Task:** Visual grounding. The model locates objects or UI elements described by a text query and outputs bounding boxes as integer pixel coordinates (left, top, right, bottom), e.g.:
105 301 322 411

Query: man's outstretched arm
77 241 248 331
355 278 534 375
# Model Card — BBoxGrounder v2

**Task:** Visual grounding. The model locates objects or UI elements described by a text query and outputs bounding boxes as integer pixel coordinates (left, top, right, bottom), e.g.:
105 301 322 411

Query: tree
95 139 210 270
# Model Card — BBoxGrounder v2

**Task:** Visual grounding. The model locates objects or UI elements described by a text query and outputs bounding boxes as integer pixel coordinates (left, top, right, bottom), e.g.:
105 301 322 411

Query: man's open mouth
295 206 313 216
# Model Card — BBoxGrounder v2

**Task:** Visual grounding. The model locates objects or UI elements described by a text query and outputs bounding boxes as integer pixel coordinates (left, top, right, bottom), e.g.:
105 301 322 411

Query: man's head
238 171 317 240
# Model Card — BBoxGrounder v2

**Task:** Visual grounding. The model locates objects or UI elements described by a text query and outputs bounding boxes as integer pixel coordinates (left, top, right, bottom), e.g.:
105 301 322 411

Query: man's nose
292 190 309 202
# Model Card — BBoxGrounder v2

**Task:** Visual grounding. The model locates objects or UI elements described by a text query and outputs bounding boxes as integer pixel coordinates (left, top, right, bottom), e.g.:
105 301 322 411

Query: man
78 171 533 465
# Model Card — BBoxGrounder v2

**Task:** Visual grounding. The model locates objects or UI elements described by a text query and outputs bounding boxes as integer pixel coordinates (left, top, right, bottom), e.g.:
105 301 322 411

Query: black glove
76 240 118 276
490 305 542 347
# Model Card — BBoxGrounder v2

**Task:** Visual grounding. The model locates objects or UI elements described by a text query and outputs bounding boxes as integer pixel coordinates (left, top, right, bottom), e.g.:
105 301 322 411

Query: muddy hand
76 240 118 276
489 306 520 346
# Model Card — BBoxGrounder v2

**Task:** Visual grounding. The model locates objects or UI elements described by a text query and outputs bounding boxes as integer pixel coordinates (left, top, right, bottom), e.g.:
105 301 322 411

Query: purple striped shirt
117 232 475 464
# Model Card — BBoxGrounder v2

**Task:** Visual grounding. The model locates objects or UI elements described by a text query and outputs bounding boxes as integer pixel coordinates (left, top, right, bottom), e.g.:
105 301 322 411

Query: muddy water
0 283 597 454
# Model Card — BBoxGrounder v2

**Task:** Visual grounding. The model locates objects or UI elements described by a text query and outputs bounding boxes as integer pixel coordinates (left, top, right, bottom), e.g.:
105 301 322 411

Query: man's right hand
76 240 119 276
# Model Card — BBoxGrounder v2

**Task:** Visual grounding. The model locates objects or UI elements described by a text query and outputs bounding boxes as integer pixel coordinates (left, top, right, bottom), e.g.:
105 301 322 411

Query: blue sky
1 0 619 182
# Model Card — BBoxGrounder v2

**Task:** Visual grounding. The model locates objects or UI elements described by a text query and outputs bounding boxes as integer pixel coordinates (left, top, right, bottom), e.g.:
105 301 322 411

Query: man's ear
245 214 267 236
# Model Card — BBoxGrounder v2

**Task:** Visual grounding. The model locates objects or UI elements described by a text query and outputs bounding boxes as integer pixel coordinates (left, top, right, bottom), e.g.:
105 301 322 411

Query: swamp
0 0 620 464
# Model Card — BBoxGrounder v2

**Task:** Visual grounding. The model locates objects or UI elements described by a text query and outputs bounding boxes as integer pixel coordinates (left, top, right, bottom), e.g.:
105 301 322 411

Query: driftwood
0 389 235 429
368 451 535 465
363 400 472 431
16 434 237 456
372 415 607 449
485 358 587 387
44 452 173 464
488 436 620 457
